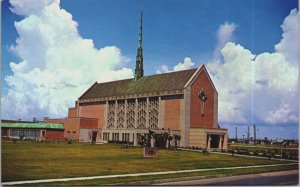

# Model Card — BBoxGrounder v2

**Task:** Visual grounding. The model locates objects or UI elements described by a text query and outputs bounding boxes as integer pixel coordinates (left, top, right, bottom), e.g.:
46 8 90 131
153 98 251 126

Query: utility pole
253 124 256 143
247 126 250 141
235 127 238 142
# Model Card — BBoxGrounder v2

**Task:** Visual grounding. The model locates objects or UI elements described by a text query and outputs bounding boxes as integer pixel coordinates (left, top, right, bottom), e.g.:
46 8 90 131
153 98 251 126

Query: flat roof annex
1 123 64 129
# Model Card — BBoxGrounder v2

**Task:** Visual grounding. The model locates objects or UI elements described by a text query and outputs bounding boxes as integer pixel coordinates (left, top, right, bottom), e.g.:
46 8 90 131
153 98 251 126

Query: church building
45 13 228 150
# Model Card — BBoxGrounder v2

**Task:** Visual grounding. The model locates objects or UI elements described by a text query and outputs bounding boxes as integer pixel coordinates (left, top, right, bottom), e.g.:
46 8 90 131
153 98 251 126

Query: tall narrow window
73 131 76 141
67 131 70 141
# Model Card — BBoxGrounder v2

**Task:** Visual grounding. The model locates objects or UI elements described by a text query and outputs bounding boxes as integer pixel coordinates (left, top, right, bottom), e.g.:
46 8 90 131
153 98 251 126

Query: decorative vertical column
158 96 165 129
146 97 149 129
218 135 223 149
207 134 211 149
114 100 117 129
104 101 108 129
134 98 138 128
133 133 138 146
223 134 228 150
124 99 128 129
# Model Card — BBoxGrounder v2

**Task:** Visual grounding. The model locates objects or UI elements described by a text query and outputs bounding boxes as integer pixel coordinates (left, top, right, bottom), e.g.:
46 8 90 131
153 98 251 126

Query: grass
2 141 298 184
35 164 298 186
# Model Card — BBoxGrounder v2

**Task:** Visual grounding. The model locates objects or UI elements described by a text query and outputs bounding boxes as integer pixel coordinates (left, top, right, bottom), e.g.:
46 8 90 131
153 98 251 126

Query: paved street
156 170 299 185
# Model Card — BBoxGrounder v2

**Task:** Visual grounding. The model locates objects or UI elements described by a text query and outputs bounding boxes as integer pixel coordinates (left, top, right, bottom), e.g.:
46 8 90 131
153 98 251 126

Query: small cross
198 89 207 116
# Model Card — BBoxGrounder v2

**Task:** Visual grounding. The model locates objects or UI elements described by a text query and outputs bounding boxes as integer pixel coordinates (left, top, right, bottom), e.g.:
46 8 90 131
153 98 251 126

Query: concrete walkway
212 151 299 162
179 148 299 162
2 163 297 185
155 169 299 185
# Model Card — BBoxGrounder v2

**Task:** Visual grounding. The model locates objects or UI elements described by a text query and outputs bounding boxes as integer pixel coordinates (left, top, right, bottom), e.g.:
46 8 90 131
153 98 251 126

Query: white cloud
207 9 299 126
207 43 254 124
157 57 195 74
9 0 59 16
213 22 237 59
173 57 195 71
275 9 299 66
265 104 298 124
2 0 133 120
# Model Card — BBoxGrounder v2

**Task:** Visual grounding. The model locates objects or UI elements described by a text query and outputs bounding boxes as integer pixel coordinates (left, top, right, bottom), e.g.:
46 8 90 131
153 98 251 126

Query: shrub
12 139 17 144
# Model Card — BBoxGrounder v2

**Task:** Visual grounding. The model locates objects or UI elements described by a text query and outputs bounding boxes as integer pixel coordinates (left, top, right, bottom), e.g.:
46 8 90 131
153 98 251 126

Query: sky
1 0 299 139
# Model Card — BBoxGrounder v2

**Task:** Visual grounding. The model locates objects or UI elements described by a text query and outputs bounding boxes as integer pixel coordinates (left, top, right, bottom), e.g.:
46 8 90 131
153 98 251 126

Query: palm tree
174 134 181 148
167 135 174 149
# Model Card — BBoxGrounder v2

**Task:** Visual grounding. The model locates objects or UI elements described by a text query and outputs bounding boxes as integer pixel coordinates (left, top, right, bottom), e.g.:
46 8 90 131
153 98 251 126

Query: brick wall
68 107 77 118
45 129 64 140
80 118 98 128
78 104 105 128
164 99 181 130
190 69 216 128
44 118 80 140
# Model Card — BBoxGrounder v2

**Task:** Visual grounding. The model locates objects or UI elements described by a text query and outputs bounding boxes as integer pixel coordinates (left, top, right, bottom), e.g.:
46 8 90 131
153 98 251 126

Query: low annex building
1 121 64 141
44 13 228 150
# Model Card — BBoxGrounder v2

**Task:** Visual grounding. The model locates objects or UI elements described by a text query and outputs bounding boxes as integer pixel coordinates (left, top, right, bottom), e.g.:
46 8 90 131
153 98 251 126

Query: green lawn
2 141 298 184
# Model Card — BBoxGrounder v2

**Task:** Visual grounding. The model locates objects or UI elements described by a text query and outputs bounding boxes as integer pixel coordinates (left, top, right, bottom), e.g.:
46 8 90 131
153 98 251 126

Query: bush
12 139 17 144
253 150 259 156
203 148 208 155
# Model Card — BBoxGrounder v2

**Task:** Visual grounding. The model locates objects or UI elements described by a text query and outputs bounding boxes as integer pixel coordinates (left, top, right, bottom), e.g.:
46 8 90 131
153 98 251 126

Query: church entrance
210 135 219 148
92 132 97 143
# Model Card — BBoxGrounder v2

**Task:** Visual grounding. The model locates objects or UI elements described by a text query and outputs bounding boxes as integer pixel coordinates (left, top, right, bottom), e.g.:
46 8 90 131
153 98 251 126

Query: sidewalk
2 163 297 186
154 169 299 185
179 148 299 162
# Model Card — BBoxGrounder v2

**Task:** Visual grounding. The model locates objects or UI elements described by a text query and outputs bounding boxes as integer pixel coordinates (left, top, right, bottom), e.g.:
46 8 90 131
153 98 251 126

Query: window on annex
67 131 70 141
11 129 40 140
73 131 76 141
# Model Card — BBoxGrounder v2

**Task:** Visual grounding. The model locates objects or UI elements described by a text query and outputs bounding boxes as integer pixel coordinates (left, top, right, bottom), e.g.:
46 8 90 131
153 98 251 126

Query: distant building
44 13 228 149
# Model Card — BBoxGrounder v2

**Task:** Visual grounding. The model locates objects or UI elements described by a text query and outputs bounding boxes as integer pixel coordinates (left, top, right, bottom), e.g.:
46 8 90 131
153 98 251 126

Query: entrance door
92 132 97 143
210 135 219 148
41 130 46 140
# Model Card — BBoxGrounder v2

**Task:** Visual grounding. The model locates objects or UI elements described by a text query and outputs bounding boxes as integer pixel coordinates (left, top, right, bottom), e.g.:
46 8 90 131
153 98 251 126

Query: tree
167 135 174 149
154 133 168 149
138 134 146 147
174 134 181 148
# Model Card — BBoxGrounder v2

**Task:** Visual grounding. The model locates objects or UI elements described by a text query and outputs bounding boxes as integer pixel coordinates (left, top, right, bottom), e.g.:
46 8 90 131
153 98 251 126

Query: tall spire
135 11 144 81
139 11 143 48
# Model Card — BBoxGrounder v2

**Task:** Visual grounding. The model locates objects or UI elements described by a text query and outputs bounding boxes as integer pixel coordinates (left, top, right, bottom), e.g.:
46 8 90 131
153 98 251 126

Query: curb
112 169 300 185
111 173 236 185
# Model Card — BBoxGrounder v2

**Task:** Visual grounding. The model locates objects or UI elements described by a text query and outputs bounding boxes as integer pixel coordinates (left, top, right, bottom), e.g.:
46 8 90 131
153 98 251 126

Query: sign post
143 147 158 158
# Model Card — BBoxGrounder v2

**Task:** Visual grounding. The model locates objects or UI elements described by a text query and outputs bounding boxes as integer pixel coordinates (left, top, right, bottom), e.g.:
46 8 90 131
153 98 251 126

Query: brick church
45 13 228 150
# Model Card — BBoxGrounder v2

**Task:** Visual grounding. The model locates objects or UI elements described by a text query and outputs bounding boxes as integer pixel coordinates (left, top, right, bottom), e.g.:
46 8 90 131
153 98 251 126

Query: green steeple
135 11 144 81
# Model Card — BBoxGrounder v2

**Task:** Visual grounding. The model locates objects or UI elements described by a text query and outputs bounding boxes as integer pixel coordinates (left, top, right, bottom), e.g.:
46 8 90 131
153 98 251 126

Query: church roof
79 68 197 100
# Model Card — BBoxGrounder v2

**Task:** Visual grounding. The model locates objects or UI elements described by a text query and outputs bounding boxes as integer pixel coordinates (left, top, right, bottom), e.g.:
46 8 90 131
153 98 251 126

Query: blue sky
1 0 299 139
